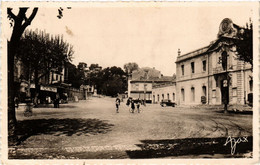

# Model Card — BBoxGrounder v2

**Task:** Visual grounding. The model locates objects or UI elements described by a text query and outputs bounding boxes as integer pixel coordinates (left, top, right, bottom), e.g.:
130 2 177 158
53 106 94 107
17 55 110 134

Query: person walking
136 98 141 113
130 100 135 113
116 97 121 113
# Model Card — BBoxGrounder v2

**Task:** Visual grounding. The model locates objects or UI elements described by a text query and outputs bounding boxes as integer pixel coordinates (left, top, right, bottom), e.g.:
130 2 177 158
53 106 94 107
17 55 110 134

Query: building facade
152 82 176 104
175 18 252 106
128 67 175 103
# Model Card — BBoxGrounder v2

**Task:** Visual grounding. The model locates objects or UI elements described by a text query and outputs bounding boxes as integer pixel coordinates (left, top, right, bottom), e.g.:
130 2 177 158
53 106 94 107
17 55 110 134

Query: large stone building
175 18 252 106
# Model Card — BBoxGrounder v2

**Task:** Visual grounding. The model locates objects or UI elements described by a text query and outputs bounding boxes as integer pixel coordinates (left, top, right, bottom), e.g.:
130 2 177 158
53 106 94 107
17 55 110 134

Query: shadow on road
34 104 77 109
214 110 253 115
126 136 253 158
15 118 114 145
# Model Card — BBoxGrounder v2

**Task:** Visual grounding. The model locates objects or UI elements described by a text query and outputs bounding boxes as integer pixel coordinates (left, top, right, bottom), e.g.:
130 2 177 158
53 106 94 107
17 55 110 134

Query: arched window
191 87 195 102
181 88 185 102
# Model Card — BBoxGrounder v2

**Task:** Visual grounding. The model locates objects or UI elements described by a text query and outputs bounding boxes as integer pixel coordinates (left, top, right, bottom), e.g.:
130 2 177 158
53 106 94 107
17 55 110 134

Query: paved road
12 96 252 159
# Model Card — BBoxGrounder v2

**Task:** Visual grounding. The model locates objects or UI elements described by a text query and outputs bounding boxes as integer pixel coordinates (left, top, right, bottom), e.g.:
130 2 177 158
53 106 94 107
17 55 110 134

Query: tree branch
21 8 38 30
7 8 17 20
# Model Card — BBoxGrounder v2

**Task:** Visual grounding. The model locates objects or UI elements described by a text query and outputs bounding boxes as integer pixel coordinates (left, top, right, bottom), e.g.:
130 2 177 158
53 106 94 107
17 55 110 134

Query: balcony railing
213 66 226 74
213 65 238 74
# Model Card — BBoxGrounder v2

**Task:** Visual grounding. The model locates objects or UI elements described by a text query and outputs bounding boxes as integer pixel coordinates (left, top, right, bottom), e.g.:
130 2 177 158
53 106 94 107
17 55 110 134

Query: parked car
160 99 175 107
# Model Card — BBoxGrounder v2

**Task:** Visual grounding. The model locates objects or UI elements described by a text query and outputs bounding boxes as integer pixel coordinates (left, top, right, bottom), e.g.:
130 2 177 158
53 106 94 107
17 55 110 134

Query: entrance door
221 79 229 104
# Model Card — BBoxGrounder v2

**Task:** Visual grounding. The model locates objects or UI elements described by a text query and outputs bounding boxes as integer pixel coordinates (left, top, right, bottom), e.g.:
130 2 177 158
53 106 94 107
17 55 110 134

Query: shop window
203 60 206 71
191 62 195 74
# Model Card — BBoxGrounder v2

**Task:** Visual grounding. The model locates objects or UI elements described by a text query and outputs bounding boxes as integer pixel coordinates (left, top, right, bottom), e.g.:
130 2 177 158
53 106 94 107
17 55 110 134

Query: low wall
66 87 86 101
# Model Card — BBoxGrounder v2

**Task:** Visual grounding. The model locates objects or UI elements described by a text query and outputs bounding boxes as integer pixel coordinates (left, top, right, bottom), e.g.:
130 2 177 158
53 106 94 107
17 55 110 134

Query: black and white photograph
1 1 259 164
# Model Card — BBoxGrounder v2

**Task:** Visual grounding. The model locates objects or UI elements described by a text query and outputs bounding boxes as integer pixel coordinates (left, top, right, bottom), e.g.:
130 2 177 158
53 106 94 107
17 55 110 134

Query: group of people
115 97 142 113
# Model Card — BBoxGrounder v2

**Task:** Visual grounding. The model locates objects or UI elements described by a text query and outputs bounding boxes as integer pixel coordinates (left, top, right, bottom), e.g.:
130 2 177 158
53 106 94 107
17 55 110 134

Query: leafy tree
100 66 127 96
232 21 253 66
17 30 74 106
89 64 101 70
211 19 253 66
7 6 71 145
123 62 139 76
66 62 84 88
86 65 127 96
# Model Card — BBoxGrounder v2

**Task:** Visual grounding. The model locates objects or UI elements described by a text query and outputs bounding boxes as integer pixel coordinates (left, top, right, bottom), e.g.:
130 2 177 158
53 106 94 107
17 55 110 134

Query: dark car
160 99 175 107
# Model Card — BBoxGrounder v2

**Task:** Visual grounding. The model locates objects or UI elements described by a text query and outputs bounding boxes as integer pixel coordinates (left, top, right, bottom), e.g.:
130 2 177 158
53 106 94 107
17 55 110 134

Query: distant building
152 81 176 104
175 18 252 106
128 67 175 103
14 57 69 103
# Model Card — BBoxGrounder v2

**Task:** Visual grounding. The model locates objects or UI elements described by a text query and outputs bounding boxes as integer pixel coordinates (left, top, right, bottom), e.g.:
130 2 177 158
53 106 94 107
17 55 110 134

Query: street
10 97 252 159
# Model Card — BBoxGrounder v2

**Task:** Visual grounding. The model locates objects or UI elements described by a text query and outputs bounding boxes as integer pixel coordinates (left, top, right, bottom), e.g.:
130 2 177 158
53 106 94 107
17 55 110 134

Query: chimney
178 49 181 56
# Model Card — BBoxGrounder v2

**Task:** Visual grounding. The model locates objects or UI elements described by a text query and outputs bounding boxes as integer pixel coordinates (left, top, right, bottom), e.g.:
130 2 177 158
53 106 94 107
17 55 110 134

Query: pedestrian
126 98 130 106
130 100 135 113
53 98 57 108
136 98 141 113
116 97 120 113
56 94 60 108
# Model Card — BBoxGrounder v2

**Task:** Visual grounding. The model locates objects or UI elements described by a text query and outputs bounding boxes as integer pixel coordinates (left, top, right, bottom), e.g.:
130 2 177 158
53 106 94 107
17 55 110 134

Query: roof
175 45 210 63
130 76 176 83
176 19 245 63
153 81 176 88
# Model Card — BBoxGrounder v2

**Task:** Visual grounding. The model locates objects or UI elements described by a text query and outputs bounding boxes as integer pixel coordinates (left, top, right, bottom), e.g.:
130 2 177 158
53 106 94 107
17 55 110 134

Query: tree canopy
86 65 127 96
123 62 139 76
16 29 74 105
17 29 74 80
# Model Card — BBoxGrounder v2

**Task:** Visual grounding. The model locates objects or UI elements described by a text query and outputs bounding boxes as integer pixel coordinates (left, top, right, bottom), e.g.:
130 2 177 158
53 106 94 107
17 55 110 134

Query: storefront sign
40 86 57 92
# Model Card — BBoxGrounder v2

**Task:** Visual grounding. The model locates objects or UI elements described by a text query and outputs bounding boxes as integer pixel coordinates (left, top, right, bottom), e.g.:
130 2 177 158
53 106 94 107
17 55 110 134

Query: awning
40 86 57 93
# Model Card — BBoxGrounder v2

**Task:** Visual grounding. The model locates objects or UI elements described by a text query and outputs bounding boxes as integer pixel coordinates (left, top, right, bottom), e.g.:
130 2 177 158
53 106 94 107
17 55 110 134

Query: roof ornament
218 18 238 38
178 48 181 56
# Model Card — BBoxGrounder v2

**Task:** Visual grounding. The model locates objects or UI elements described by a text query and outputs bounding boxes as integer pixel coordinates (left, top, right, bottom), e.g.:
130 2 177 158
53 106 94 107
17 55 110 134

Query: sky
6 3 254 76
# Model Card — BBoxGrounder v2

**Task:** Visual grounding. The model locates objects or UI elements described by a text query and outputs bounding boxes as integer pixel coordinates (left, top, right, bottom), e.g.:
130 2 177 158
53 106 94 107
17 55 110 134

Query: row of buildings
128 18 253 106
14 59 94 104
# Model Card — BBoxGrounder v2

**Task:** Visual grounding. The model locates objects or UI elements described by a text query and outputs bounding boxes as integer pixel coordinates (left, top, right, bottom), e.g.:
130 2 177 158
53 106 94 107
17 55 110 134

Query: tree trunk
34 69 40 107
7 8 38 145
8 42 18 146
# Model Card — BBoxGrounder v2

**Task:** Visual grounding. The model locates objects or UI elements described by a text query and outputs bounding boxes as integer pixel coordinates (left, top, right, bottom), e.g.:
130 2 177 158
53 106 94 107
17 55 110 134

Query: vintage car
160 99 176 107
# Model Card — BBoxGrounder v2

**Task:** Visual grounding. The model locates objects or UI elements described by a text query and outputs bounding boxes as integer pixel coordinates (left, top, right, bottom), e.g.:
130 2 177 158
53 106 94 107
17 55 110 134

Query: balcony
213 65 237 74
213 66 226 74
